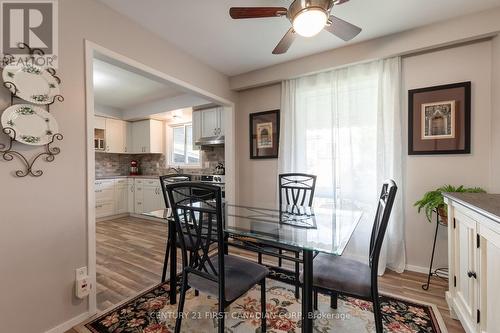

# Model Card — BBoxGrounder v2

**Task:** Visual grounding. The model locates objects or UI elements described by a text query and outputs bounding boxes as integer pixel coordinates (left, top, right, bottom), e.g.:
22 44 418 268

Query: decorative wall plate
1 104 59 146
2 64 60 104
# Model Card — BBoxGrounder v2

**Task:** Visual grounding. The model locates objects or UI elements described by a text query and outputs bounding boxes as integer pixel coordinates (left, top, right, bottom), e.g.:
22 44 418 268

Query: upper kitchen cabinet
131 119 164 154
105 118 128 153
193 107 225 144
94 116 128 153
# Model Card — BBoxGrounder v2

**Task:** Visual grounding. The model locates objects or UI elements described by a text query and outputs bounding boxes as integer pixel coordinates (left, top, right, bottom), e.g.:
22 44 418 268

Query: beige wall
230 7 500 90
235 40 495 272
0 0 235 332
402 41 493 269
236 84 281 206
491 36 500 192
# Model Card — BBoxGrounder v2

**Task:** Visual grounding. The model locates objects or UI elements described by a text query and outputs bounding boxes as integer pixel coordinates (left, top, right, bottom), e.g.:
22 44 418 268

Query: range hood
195 135 225 146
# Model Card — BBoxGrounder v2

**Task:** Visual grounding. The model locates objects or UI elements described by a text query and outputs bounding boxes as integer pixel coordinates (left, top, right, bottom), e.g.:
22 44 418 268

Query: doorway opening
85 41 235 314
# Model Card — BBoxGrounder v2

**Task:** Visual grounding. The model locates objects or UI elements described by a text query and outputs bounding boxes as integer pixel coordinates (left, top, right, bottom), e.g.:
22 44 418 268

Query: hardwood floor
68 215 464 332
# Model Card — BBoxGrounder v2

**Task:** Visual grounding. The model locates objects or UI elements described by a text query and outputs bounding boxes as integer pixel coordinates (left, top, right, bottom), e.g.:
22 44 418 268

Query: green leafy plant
414 185 486 223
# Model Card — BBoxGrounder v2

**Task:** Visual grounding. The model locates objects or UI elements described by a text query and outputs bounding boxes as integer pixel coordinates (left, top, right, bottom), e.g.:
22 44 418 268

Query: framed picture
408 82 471 155
250 110 280 159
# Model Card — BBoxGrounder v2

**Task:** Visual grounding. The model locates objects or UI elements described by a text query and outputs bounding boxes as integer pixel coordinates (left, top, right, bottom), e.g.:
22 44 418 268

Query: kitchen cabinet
95 179 115 218
95 177 165 219
194 107 225 140
105 118 127 153
132 178 164 214
114 178 129 215
131 119 164 153
94 116 127 153
445 195 500 333
192 110 202 150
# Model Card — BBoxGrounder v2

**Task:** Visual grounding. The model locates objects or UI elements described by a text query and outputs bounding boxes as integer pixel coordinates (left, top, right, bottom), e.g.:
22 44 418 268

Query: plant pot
437 206 448 225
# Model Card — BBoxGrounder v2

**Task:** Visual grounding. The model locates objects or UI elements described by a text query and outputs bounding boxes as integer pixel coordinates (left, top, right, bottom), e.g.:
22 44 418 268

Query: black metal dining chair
166 182 269 333
302 179 397 333
159 174 192 283
256 173 317 298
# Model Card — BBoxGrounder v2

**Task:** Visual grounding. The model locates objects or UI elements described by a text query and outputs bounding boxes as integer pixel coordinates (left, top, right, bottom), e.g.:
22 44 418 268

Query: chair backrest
369 180 398 283
165 182 225 294
159 174 192 208
279 173 317 208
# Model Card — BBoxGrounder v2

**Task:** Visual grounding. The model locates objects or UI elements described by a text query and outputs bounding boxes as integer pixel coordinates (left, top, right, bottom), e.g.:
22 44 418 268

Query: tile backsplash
95 146 225 177
95 153 165 177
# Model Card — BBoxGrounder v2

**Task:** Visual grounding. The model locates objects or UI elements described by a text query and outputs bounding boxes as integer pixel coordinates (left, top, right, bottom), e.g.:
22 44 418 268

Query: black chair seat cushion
188 255 269 302
300 253 372 299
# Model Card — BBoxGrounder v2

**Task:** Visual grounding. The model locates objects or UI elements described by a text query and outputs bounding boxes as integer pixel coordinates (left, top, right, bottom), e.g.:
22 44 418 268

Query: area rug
84 278 446 333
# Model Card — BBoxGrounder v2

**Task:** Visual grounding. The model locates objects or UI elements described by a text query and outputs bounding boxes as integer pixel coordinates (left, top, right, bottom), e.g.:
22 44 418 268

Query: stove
199 175 225 184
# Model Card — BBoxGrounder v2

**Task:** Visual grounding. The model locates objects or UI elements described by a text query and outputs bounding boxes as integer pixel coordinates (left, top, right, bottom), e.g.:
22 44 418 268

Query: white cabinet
194 107 225 139
192 110 202 150
445 196 500 333
131 120 164 153
95 177 165 219
95 179 115 218
105 118 127 153
114 178 129 215
94 116 128 153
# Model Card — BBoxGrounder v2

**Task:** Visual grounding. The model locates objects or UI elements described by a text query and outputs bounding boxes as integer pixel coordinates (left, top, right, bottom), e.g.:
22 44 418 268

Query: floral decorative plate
1 104 59 146
2 64 60 104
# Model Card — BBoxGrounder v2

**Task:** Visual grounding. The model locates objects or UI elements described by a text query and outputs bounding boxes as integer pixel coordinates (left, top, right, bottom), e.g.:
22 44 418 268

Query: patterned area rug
84 277 446 333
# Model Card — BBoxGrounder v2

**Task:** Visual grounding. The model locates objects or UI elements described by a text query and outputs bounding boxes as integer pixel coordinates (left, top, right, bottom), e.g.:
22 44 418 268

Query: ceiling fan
229 0 362 54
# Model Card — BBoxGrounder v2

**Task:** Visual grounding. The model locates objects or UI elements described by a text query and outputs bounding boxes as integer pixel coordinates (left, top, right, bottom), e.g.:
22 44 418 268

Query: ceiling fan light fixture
292 8 328 37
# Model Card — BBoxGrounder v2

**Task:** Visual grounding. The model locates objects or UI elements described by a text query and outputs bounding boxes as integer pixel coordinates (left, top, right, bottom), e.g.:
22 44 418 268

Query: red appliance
129 160 139 175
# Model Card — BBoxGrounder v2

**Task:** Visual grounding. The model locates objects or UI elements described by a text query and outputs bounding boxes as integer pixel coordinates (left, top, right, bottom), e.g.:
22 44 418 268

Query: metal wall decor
0 43 64 177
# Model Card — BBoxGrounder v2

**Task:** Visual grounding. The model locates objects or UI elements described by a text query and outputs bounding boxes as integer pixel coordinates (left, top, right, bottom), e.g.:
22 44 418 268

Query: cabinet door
149 120 164 154
128 180 135 213
105 118 126 153
142 185 158 213
134 180 144 213
131 120 149 153
114 185 128 214
478 225 500 333
217 107 225 136
454 210 477 323
201 108 218 137
94 116 106 130
192 110 202 150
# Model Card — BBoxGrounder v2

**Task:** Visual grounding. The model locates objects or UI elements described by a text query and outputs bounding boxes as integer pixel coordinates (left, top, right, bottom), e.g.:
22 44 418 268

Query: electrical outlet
75 266 91 299
76 267 87 280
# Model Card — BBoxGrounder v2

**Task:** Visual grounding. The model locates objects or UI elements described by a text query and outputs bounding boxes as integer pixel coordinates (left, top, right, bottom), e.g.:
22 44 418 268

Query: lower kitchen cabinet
95 177 165 219
445 195 500 333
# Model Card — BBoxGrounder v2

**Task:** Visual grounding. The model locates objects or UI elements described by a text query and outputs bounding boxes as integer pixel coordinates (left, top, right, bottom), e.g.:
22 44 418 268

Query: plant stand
422 209 448 290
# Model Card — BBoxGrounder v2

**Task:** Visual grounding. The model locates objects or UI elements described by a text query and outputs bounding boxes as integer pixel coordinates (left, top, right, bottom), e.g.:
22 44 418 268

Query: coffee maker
129 160 139 175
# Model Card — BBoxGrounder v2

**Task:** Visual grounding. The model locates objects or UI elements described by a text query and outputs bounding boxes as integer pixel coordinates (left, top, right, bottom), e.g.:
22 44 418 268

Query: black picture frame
249 110 280 159
408 81 471 155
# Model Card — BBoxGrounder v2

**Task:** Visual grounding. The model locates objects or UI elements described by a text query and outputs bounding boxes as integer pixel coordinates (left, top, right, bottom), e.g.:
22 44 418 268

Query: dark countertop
443 193 500 224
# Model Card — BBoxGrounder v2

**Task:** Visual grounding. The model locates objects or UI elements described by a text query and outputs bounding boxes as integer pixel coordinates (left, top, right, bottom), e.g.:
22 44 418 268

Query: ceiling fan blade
229 7 287 19
272 28 296 55
332 0 351 5
324 15 362 41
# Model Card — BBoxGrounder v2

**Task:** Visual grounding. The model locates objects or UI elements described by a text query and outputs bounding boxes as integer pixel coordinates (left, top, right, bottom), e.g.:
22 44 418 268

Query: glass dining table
143 202 363 333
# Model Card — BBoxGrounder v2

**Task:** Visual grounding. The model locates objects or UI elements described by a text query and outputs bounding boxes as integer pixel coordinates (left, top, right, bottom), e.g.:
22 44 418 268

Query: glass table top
225 203 362 255
142 203 363 255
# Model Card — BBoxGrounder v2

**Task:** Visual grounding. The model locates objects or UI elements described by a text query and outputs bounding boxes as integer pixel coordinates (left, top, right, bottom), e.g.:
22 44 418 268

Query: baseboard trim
44 312 90 333
405 264 430 274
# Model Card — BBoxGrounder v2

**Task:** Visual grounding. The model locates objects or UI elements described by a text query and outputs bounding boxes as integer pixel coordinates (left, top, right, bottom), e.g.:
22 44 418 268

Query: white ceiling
93 58 184 109
99 0 500 76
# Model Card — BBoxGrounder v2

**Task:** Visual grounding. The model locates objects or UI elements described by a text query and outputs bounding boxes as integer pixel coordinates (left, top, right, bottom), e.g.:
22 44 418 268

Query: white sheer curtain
279 57 405 274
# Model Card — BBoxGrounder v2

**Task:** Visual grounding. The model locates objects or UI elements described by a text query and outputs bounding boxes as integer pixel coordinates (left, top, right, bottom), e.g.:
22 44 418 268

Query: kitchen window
170 124 200 166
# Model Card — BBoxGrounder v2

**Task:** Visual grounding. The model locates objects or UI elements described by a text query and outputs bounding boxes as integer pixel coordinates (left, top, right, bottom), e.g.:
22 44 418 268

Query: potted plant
415 185 486 224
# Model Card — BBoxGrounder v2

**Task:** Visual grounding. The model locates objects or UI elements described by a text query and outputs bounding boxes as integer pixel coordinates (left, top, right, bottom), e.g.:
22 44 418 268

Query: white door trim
84 39 236 316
